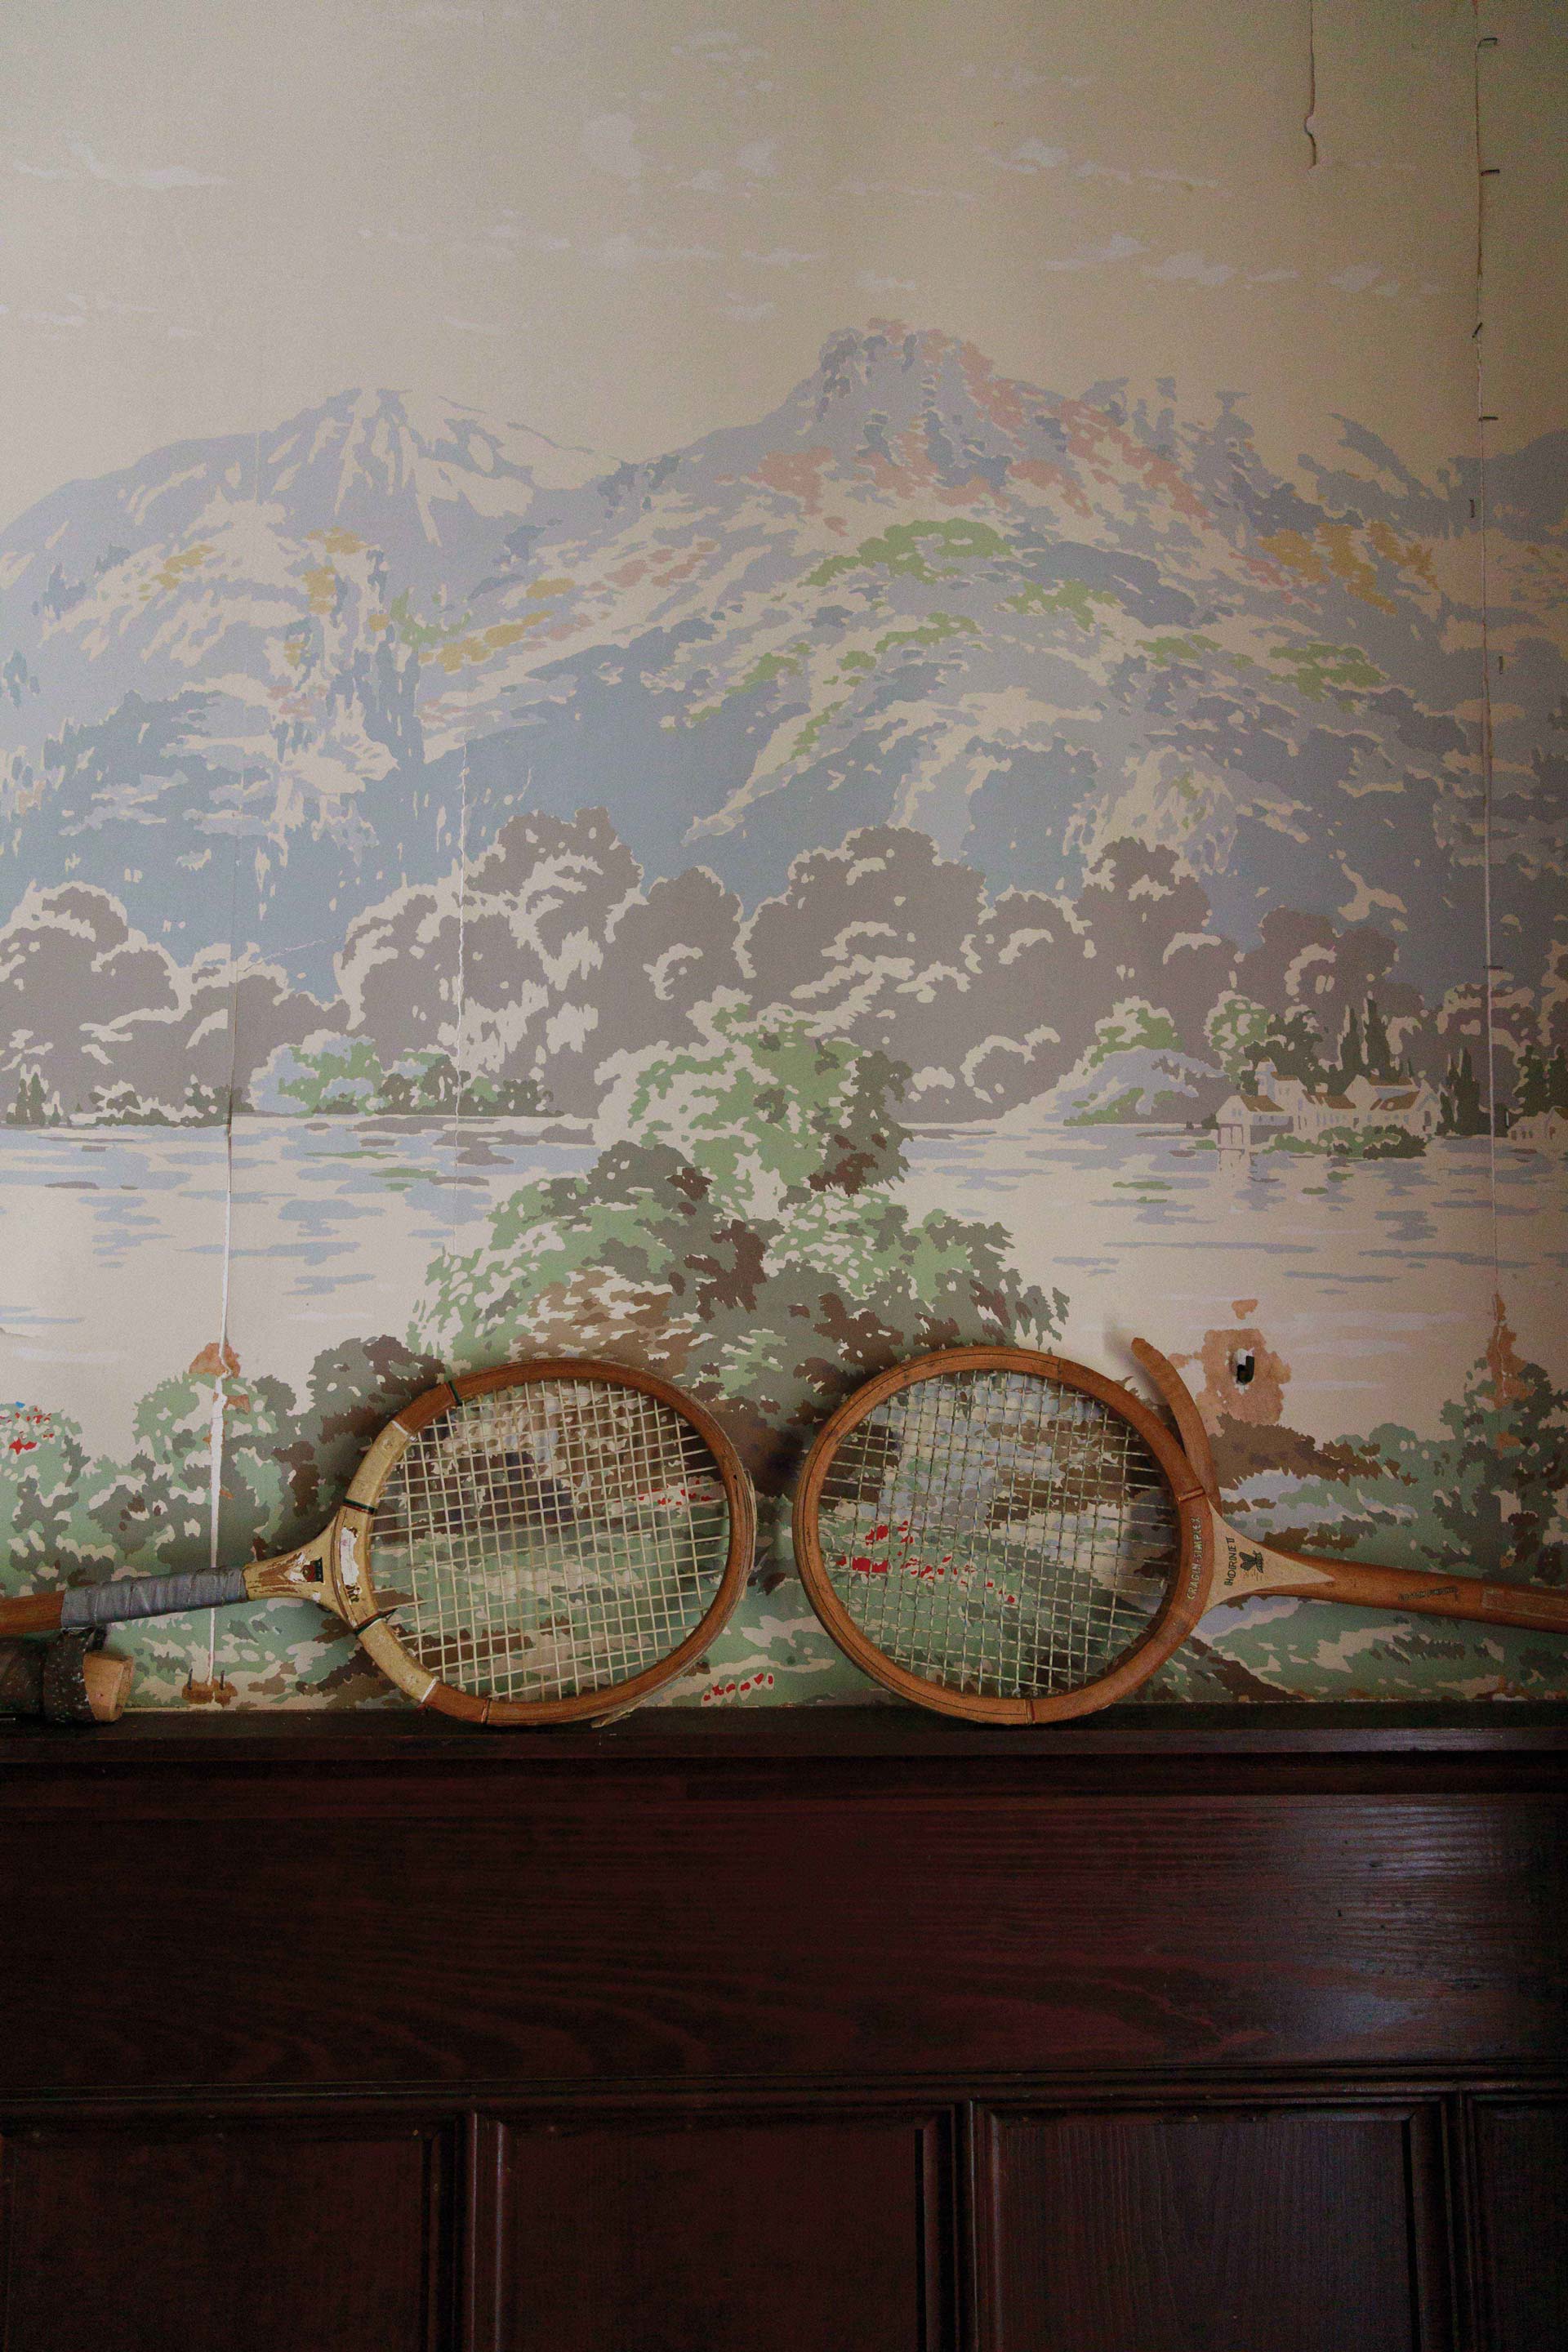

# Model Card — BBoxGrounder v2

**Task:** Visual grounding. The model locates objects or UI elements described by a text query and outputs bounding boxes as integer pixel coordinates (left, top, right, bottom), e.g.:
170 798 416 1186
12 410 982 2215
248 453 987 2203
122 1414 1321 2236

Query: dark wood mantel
2 1704 1565 2348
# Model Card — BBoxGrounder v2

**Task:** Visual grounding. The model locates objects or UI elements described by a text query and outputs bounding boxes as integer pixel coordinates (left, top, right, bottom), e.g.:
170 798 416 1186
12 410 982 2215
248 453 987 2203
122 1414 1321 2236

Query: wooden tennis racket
792 1341 1568 1723
0 1361 755 1726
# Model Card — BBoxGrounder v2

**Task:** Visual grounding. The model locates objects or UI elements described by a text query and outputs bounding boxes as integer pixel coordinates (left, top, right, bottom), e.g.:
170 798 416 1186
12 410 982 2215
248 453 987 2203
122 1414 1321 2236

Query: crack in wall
1472 16 1503 1307
195 410 263 1704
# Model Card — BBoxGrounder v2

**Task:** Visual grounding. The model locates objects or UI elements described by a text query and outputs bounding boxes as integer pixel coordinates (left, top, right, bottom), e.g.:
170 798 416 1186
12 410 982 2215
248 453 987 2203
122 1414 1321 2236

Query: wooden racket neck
1133 1338 1568 1637
1129 1338 1220 1502
243 1525 334 1604
1203 1503 1568 1634
244 1511 404 1624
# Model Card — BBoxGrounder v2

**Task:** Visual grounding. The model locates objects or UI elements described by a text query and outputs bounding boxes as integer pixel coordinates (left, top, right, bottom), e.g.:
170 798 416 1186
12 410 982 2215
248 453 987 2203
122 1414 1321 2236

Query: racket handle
1260 1549 1568 1635
59 1569 252 1629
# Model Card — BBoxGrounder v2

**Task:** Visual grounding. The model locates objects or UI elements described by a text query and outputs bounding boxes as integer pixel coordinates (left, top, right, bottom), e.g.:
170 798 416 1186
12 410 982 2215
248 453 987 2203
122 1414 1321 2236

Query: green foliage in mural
88 1365 302 1574
80 1078 229 1127
0 1403 107 1579
1205 990 1410 1102
806 518 1012 590
1266 640 1386 701
412 1010 1066 1448
1316 1123 1424 1160
1357 996 1400 1081
1083 998 1180 1068
1431 1324 1568 1584
0 1345 452 1600
1336 1005 1373 1086
256 1033 385 1116
1513 1043 1568 1118
1244 1310 1568 1589
1003 577 1117 628
1205 994 1326 1085
272 1333 448 1540
254 1034 549 1118
4 1067 63 1128
1438 1045 1489 1136
0 1338 459 1704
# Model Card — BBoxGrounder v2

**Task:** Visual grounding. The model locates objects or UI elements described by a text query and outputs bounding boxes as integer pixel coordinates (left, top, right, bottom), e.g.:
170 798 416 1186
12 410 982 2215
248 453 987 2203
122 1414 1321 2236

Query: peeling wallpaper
1 0 1564 1711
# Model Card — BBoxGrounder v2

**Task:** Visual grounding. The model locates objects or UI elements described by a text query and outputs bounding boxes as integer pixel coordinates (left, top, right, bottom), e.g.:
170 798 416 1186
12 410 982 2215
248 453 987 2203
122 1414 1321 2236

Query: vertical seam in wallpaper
1472 17 1503 1301
449 724 472 1265
167 201 238 1695
203 839 244 1688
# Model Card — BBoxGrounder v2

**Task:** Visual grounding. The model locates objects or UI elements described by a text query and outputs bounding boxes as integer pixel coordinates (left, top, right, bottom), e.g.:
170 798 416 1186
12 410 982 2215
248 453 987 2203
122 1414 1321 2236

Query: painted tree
274 1335 448 1536
1438 1045 1488 1137
1513 1044 1568 1120
252 1032 383 1116
1361 996 1397 1078
1205 994 1327 1086
1337 1005 1365 1086
1081 998 1181 1068
741 822 1098 1118
0 1403 110 1582
1252 1305 1566 1592
1074 838 1233 1056
1236 909 1399 1059
3 1066 62 1127
412 1009 1063 1472
87 1365 301 1574
1428 1307 1568 1584
336 809 744 1119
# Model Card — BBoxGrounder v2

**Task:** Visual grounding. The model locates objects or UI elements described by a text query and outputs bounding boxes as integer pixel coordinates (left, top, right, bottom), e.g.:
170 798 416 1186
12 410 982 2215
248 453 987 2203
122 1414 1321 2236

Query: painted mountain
2 323 1565 1000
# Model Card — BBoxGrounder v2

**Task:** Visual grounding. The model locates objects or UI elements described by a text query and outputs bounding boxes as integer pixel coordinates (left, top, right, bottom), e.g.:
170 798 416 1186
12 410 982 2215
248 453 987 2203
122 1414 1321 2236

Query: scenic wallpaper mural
1 0 1564 1708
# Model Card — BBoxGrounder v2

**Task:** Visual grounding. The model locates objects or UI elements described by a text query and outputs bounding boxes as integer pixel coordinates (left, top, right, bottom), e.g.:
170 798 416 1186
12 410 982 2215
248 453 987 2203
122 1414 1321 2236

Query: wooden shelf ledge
2 1697 1566 1774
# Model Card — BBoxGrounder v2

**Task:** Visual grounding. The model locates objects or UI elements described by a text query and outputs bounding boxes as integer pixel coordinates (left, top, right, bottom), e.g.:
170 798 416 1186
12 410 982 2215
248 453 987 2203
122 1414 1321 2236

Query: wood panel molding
1 1708 1562 2349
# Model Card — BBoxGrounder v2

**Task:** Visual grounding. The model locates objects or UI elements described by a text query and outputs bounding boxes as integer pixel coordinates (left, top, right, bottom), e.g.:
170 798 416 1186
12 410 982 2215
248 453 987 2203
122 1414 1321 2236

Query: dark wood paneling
0 1716 1562 2352
0 2123 443 2352
471 2111 947 2352
1 1732 1563 2091
980 2102 1449 2352
1470 2098 1568 2352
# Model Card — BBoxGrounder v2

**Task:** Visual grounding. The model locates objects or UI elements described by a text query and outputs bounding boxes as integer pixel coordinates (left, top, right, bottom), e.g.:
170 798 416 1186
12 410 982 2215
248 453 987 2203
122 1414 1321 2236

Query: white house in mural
1214 1087 1295 1156
1510 1107 1568 1152
1216 1061 1441 1157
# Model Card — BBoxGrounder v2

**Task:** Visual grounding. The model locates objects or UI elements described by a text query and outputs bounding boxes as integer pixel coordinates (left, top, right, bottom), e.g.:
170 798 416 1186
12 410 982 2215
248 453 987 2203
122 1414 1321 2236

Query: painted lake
2 1117 1564 1452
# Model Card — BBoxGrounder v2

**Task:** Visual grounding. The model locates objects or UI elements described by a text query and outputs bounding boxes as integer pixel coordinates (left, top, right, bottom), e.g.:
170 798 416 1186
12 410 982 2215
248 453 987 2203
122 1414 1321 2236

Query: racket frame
348 1360 755 1725
792 1345 1214 1724
795 1340 1568 1724
2 1359 755 1728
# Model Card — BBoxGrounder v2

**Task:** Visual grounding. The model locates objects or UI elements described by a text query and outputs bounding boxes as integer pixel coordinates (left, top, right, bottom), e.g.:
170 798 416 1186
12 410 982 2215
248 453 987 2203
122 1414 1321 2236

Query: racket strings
817 1370 1180 1700
371 1381 731 1702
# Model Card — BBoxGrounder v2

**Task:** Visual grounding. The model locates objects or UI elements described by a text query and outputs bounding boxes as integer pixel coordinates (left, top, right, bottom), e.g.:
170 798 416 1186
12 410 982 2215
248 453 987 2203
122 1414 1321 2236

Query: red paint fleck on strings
634 1480 723 1512
835 1542 1018 1609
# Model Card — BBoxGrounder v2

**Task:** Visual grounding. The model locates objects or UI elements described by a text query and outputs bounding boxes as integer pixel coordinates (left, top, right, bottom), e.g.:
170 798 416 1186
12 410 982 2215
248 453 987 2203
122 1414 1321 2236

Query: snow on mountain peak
259 388 604 541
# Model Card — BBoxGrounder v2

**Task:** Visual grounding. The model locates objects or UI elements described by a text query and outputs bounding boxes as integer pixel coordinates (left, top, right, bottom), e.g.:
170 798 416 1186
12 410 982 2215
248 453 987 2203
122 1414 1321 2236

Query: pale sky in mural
1 0 1561 519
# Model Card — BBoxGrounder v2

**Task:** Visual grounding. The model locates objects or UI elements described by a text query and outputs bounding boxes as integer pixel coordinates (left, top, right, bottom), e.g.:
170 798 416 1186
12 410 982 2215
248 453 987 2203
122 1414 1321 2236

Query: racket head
792 1347 1212 1724
340 1360 755 1726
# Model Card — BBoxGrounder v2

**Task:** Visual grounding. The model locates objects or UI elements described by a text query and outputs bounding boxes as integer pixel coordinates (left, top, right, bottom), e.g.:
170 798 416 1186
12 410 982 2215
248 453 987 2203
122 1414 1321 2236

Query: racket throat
243 1545 329 1603
1207 1516 1338 1605
242 1507 383 1624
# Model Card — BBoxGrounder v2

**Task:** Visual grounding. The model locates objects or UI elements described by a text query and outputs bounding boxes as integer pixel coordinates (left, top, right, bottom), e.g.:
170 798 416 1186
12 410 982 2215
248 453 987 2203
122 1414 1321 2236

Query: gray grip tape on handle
60 1569 252 1628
